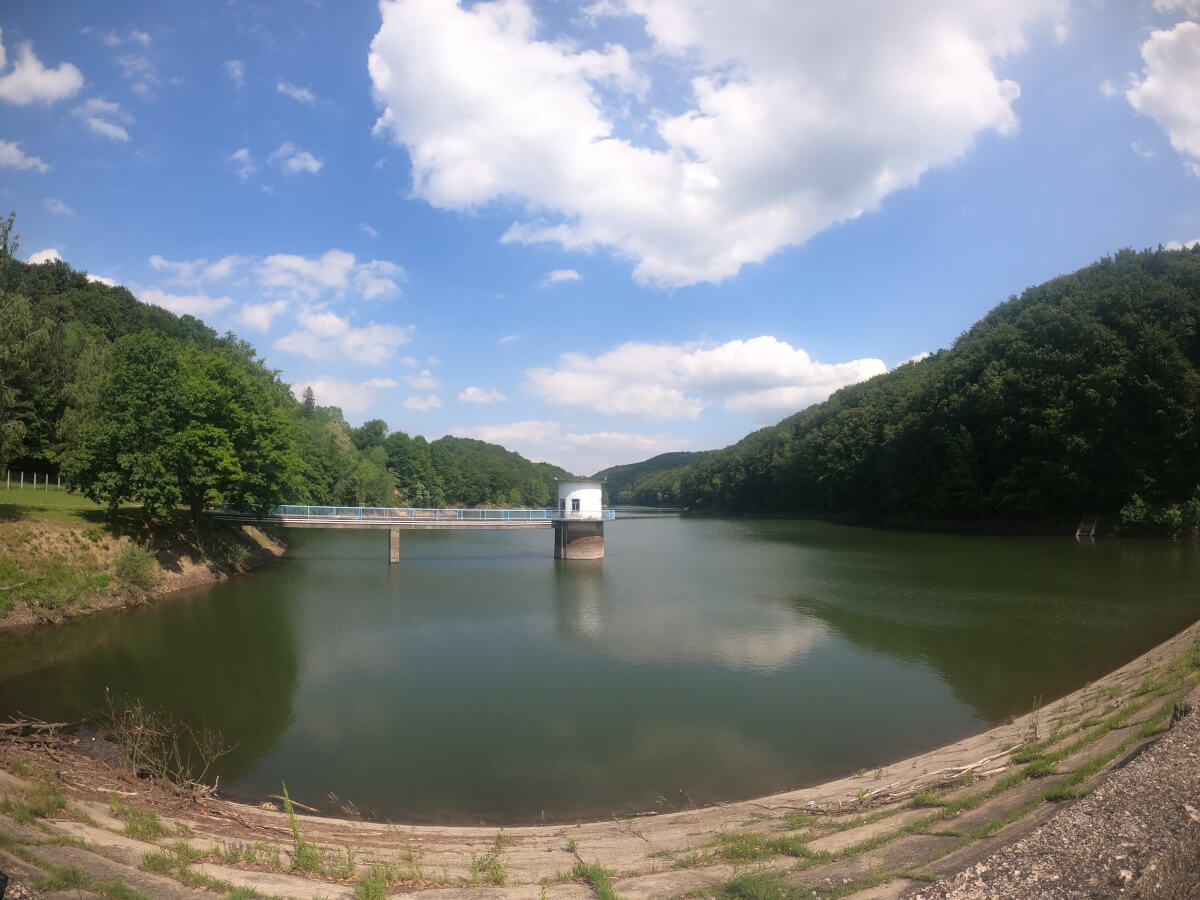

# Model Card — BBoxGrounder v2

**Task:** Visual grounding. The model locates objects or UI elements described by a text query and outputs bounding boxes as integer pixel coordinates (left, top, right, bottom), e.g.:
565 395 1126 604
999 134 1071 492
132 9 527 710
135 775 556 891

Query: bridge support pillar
553 520 605 560
389 527 400 564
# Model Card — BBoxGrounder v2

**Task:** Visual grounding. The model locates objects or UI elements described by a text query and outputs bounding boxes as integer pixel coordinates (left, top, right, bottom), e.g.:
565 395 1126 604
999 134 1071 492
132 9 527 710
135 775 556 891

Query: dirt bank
0 514 286 633
2 617 1198 898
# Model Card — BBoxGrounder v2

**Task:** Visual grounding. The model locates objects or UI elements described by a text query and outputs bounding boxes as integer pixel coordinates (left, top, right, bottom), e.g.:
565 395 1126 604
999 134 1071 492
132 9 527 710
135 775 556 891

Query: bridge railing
255 505 616 521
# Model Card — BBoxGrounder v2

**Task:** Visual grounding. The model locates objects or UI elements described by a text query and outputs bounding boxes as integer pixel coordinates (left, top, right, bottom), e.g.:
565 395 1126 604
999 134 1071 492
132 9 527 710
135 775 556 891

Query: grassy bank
0 487 285 628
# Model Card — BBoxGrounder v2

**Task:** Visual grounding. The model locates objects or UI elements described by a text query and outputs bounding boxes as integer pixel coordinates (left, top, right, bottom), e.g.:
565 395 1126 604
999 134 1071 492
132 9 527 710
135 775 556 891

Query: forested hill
0 217 576 526
677 246 1200 527
592 451 708 506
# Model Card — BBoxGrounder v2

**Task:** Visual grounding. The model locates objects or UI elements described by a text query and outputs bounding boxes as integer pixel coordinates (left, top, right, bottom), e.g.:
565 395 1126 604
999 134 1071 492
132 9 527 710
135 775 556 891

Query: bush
114 543 158 590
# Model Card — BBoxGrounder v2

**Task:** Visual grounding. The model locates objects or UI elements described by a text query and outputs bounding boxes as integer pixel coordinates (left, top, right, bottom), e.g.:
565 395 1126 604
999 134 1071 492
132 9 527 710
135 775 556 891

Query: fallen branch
268 793 319 814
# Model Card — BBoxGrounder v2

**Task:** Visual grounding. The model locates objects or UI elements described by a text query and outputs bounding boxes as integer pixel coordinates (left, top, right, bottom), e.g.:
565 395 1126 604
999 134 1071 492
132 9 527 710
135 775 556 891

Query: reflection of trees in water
0 588 300 781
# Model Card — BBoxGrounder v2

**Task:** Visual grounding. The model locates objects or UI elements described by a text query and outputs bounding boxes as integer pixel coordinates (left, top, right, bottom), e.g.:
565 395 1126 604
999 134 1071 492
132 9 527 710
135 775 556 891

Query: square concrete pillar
389 527 401 564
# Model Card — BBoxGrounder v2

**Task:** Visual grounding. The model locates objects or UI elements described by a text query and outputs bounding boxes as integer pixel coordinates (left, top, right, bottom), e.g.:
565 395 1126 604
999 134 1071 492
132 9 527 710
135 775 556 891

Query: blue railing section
222 504 616 521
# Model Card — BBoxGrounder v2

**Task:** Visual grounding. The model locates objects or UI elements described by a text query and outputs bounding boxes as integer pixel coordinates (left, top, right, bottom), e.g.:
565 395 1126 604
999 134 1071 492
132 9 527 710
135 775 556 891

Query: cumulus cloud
459 386 507 403
73 97 133 141
138 287 233 317
223 59 246 88
27 248 62 264
541 268 581 286
268 140 323 175
369 0 1063 288
451 419 691 472
277 80 316 103
403 394 443 411
291 377 399 416
359 222 379 238
1127 21 1200 175
1166 238 1200 249
0 139 49 172
274 307 414 365
86 273 116 287
0 29 84 105
236 300 288 332
149 253 247 282
229 148 257 181
526 336 886 419
405 369 438 390
258 249 403 300
1153 0 1200 15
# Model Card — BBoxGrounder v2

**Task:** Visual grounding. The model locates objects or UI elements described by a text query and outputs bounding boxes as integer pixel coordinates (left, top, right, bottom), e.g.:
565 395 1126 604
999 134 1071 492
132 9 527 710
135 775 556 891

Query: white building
557 480 603 519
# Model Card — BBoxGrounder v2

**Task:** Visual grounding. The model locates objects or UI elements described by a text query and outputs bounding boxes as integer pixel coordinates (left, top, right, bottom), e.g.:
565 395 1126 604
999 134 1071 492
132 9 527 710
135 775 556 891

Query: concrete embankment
2 618 1198 898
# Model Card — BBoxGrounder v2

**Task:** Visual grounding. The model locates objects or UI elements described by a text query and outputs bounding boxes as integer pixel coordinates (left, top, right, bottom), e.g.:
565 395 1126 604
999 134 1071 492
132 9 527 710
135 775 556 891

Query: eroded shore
2 616 1198 898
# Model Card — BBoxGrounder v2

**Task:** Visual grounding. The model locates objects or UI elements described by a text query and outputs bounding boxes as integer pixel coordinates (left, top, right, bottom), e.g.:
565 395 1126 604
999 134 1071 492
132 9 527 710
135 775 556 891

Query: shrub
114 543 158 590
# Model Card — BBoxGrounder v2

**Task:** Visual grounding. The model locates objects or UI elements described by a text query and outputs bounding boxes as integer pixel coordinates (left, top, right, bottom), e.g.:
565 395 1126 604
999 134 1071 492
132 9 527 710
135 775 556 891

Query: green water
2 515 1198 824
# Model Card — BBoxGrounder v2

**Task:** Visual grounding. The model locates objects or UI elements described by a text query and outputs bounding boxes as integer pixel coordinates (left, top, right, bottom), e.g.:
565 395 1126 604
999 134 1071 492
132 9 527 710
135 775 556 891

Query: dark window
572 498 581 511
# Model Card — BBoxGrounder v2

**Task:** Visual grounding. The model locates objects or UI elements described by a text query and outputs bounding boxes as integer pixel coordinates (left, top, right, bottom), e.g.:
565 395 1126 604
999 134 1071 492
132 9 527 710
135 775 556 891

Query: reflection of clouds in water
557 571 827 672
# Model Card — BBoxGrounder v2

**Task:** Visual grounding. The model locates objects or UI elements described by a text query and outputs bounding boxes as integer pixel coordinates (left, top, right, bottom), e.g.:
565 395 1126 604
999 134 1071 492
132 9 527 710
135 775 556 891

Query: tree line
0 214 573 532
669 245 1200 531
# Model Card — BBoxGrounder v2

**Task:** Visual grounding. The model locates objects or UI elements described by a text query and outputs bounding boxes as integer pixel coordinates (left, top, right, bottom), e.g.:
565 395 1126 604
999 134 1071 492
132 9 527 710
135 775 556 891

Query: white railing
223 504 616 521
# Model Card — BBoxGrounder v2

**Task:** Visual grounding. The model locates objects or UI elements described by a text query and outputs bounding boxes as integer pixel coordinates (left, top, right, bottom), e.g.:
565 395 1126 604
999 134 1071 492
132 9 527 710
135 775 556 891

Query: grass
572 861 620 900
110 793 167 840
356 866 394 900
909 790 944 808
218 841 283 869
469 833 508 885
0 486 108 522
716 831 825 863
0 779 67 824
281 783 324 874
94 881 150 899
114 543 159 590
35 864 89 892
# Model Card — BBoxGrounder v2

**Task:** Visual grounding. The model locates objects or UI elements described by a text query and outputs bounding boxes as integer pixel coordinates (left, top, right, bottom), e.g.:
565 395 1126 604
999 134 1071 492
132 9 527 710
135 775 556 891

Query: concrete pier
553 520 605 559
389 527 401 564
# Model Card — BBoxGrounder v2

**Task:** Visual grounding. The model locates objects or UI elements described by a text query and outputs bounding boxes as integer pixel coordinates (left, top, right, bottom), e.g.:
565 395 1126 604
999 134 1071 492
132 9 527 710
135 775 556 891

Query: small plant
1023 758 1055 778
469 833 508 885
10 758 29 777
565 838 578 853
675 850 703 868
110 793 166 840
281 783 323 873
856 788 869 805
356 867 390 900
114 543 159 590
572 861 619 900
910 790 943 808
36 864 89 892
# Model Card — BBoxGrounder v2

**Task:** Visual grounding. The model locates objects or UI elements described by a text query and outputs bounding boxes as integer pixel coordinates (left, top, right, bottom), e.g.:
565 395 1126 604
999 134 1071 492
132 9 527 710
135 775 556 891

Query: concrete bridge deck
204 505 616 561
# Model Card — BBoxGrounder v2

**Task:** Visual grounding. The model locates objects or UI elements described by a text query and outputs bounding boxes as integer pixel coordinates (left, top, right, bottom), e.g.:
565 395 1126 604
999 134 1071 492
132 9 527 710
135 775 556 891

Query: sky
3 0 1200 476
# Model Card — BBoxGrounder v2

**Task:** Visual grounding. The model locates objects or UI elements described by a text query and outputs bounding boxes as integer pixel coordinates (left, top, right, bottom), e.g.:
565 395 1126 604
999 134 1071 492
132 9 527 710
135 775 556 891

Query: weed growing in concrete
35 864 89 892
93 880 149 899
469 832 508 885
109 793 166 840
356 867 391 900
281 783 323 874
909 790 943 808
572 861 620 900
565 837 578 853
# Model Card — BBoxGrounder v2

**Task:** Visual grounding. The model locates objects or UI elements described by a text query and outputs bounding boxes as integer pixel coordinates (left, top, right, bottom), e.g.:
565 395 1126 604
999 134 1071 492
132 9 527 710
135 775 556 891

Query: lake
2 514 1198 824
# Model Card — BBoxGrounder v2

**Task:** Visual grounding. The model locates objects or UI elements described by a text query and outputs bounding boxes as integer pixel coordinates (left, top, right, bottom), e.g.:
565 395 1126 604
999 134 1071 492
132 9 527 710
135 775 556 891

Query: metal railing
223 504 616 521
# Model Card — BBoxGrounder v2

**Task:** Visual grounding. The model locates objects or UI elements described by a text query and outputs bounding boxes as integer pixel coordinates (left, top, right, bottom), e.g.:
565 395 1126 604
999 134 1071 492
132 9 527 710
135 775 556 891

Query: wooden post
20 471 24 489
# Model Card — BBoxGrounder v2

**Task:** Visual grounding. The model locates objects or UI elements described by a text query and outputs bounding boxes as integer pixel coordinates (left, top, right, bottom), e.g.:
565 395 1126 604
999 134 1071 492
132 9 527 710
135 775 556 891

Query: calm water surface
2 515 1199 823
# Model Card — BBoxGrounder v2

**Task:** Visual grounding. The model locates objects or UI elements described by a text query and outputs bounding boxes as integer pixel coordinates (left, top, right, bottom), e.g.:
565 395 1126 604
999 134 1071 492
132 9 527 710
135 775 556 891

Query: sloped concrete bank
1 621 1198 899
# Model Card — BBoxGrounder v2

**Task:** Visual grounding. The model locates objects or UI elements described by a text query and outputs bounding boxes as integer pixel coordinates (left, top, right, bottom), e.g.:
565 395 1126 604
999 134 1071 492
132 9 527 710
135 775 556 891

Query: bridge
207 502 617 563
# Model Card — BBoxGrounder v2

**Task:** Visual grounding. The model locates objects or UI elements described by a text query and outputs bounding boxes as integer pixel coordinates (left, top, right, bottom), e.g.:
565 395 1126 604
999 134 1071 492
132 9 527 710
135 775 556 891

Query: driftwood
268 793 320 814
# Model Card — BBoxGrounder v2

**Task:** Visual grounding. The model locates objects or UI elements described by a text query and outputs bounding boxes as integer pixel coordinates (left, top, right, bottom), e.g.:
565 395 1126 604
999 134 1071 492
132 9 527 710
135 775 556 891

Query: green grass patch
94 880 150 900
1023 758 1056 778
909 790 943 808
782 811 822 830
114 543 159 590
109 793 166 840
572 861 620 900
675 850 705 868
469 833 508 885
36 864 90 892
717 831 825 863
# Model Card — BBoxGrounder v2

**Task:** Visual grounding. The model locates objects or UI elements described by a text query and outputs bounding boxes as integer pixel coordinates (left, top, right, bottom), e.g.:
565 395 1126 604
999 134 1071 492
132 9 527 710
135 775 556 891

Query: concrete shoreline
2 616 1198 897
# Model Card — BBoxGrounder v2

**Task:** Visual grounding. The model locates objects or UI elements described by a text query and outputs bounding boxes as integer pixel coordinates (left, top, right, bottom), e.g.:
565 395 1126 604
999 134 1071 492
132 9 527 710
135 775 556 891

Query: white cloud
116 53 159 99
1127 22 1200 175
236 300 288 332
73 97 132 141
277 80 316 104
274 307 415 365
453 420 561 448
405 369 438 390
44 197 74 216
149 253 247 282
451 419 690 473
1153 0 1200 15
1099 79 1118 98
459 386 507 403
563 430 691 453
359 222 379 238
527 336 887 419
1166 238 1200 249
0 29 84 105
86 273 116 286
223 59 246 89
138 287 233 317
1131 140 1156 159
229 148 257 181
100 29 151 48
403 394 443 411
259 249 403 300
0 139 49 172
27 248 62 264
900 351 932 365
268 140 323 175
292 377 399 416
540 268 582 286
369 0 1062 288
497 334 520 344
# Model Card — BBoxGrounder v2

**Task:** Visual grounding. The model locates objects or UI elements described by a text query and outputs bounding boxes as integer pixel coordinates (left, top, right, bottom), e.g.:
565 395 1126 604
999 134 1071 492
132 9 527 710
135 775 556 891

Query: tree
300 385 316 418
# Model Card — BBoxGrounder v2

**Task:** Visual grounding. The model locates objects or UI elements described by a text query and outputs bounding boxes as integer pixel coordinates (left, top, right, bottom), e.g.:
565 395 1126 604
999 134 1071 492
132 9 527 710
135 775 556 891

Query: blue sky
3 0 1199 475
